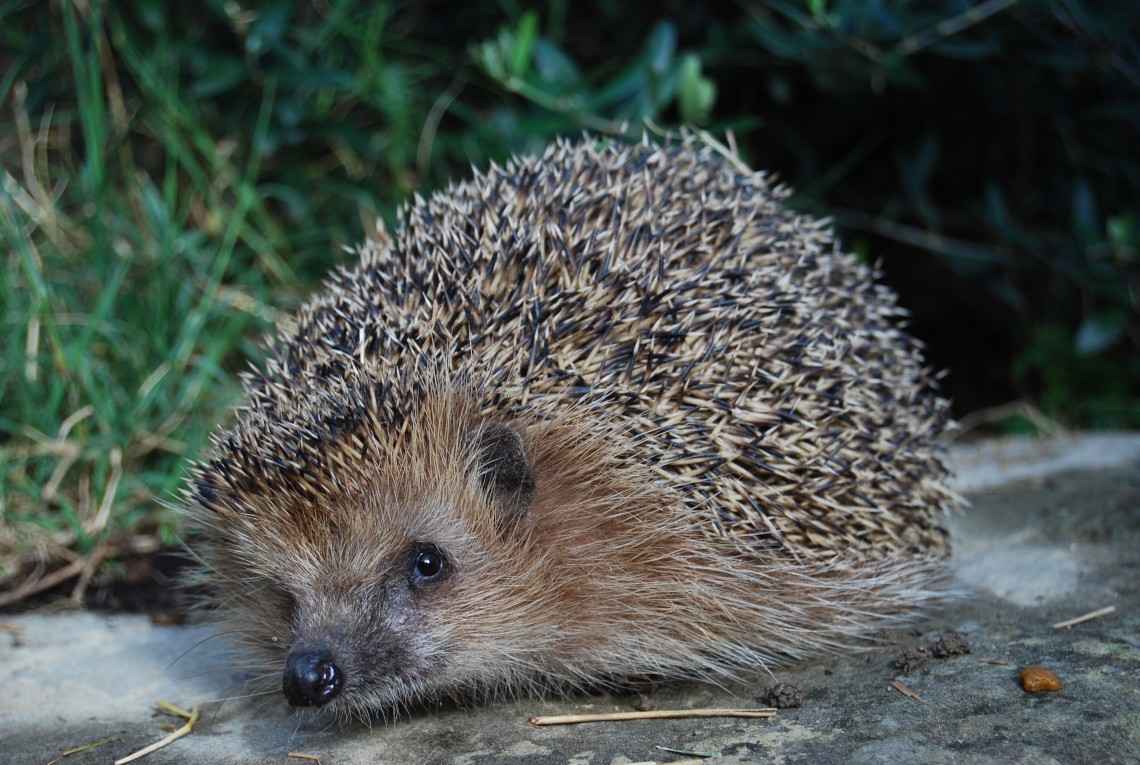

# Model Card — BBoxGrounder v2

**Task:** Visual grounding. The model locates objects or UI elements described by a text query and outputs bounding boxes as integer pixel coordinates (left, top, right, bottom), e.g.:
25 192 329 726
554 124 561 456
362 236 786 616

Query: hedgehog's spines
187 134 957 716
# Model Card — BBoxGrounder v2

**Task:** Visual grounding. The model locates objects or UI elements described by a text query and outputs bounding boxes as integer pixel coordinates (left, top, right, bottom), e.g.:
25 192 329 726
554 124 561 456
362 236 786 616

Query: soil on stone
1 549 196 619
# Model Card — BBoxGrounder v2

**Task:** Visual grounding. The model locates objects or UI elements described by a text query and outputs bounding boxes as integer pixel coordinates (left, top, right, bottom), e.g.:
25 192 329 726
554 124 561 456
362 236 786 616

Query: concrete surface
2 433 1139 765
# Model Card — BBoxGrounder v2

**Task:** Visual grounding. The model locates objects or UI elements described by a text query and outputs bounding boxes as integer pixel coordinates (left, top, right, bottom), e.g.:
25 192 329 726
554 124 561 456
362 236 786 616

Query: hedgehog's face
199 404 678 715
268 419 558 714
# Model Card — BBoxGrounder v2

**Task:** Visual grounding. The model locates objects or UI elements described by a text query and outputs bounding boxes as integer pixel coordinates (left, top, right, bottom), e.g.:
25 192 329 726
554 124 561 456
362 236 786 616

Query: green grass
1 5 289 594
0 1 719 596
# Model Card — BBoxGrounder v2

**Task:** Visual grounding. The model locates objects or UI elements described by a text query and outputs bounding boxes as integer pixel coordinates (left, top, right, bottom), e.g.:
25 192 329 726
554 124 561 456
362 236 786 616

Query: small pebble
759 682 804 709
1020 666 1062 693
931 632 972 658
895 647 931 672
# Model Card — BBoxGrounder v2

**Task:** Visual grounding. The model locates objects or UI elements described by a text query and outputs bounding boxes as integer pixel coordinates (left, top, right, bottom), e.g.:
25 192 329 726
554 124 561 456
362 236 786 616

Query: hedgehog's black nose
283 648 343 707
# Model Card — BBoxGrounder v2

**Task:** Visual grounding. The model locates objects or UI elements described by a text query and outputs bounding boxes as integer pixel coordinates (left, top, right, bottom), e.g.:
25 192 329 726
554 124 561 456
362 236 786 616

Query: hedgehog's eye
410 544 447 585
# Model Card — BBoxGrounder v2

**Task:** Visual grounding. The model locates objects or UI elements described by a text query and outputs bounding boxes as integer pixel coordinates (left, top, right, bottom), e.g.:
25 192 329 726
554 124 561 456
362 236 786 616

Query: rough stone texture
2 433 1139 764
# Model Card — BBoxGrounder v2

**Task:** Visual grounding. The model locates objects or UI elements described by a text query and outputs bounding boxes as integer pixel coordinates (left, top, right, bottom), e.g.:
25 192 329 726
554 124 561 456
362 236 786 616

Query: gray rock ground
3 434 1139 765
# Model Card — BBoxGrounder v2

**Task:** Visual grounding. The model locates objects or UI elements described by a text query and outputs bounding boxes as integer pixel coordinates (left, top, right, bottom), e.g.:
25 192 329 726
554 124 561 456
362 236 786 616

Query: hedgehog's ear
470 421 536 532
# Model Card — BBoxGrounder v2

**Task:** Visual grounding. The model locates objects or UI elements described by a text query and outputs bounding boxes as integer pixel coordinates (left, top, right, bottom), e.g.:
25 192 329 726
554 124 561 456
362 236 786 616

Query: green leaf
644 20 676 75
1075 312 1127 357
677 54 716 124
190 56 250 98
509 10 539 79
1071 177 1099 242
472 38 507 82
247 0 293 56
532 39 581 91
1106 214 1136 250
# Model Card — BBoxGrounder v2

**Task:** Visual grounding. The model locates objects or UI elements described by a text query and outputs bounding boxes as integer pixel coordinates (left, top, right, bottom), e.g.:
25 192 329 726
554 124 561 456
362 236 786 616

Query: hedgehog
185 135 958 717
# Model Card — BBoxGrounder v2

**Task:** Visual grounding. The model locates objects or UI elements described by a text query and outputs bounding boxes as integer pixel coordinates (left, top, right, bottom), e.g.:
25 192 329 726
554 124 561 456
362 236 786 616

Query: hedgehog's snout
283 647 343 707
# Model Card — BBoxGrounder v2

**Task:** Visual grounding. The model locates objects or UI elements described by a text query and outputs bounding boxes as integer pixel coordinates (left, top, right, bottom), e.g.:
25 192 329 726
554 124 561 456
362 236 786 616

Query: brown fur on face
185 137 957 716
191 380 947 715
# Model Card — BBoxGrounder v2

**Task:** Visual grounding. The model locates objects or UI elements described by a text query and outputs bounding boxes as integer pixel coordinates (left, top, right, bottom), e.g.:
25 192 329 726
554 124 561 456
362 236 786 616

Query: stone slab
3 434 1138 764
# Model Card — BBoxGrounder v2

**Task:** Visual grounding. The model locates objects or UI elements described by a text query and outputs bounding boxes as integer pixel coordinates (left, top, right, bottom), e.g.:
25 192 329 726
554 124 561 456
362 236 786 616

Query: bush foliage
1 0 1137 591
